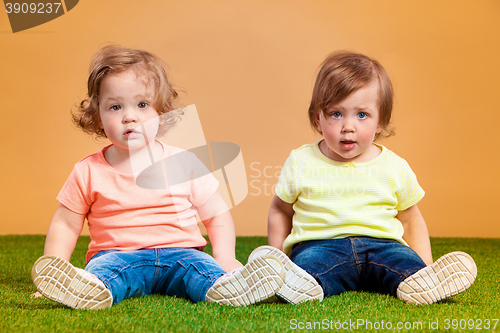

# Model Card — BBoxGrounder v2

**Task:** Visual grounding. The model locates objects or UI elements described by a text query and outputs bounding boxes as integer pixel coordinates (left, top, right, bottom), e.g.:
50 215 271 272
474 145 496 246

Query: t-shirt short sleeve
56 165 92 215
395 160 425 211
275 151 298 204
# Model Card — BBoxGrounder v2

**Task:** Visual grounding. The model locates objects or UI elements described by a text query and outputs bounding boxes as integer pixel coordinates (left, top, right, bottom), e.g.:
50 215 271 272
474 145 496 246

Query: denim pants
290 237 426 298
84 248 226 304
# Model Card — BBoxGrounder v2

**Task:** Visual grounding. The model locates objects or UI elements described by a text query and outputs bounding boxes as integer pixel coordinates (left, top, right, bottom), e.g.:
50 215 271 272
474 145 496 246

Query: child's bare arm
31 204 85 298
268 195 294 251
397 204 433 265
44 204 86 261
198 191 243 272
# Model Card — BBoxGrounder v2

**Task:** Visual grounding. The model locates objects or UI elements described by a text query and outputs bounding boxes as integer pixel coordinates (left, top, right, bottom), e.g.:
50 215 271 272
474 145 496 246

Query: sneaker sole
206 255 285 306
248 246 324 304
397 251 477 304
31 255 113 309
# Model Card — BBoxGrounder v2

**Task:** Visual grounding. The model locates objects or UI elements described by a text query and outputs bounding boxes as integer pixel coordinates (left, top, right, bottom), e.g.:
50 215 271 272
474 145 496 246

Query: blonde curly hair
72 45 180 138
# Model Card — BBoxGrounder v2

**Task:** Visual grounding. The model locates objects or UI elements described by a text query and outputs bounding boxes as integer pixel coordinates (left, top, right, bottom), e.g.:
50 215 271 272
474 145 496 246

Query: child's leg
85 248 222 304
84 249 161 305
355 238 477 304
150 248 225 303
289 238 362 298
353 237 428 296
86 248 285 306
31 255 112 309
32 249 222 308
248 245 324 304
140 247 286 305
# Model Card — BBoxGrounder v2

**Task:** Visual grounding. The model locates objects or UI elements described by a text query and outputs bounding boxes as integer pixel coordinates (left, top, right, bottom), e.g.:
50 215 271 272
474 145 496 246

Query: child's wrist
213 253 236 262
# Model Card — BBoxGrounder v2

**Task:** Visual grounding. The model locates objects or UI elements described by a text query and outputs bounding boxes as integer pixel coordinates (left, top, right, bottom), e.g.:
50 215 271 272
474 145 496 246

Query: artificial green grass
1 236 498 332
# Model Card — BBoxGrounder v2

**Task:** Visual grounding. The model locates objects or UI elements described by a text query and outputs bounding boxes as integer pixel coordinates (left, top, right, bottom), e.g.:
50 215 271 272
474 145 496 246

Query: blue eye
358 112 368 119
330 112 342 118
110 105 121 111
138 102 148 109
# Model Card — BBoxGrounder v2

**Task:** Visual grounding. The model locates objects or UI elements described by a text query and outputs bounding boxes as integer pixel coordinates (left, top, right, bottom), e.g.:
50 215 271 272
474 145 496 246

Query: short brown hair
308 51 394 139
72 45 179 138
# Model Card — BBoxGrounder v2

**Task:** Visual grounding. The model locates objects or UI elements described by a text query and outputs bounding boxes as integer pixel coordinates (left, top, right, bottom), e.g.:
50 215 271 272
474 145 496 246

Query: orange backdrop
1 1 499 238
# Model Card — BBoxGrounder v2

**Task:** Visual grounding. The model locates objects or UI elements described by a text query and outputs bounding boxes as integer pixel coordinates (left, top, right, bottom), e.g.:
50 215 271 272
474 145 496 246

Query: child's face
98 69 160 152
315 81 382 163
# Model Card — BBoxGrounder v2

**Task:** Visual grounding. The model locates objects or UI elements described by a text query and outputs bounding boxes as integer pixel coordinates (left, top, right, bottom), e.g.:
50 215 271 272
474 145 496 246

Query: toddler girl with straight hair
31 45 291 309
250 51 477 304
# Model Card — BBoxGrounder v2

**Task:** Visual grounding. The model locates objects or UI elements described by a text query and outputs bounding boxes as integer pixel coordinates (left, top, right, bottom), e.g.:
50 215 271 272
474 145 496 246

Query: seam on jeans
182 260 217 279
153 249 160 288
190 262 223 303
368 262 406 281
292 239 351 279
100 260 156 282
350 238 363 275
174 250 222 280
101 261 157 297
88 251 182 292
176 253 223 302
105 260 161 291
315 259 349 277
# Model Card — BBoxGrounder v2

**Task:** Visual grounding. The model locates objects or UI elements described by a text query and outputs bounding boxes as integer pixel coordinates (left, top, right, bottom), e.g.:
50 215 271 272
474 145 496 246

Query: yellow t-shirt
276 141 425 255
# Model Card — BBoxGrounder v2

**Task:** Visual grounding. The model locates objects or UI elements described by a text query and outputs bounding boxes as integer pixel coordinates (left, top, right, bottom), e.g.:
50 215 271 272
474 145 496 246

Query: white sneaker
206 255 285 306
397 251 477 304
31 255 113 309
248 246 323 304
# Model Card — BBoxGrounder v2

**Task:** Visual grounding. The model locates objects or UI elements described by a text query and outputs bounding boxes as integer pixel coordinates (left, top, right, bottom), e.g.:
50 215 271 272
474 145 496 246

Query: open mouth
340 140 356 150
124 129 141 137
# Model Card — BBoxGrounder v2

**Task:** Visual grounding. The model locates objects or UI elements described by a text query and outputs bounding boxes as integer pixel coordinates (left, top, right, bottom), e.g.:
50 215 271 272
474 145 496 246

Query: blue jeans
290 237 426 298
84 248 226 304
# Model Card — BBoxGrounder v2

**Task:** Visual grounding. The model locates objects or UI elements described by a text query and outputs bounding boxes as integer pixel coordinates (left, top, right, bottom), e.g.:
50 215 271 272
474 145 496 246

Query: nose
341 117 355 133
122 107 138 123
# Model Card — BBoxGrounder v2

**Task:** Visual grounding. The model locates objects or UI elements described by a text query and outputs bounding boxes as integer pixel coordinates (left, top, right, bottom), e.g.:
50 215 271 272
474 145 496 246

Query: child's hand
217 257 244 272
31 291 44 298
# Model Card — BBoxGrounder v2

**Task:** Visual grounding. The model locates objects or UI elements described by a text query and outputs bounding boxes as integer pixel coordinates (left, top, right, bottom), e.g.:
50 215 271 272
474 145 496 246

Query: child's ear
315 111 323 133
376 123 383 134
97 114 103 129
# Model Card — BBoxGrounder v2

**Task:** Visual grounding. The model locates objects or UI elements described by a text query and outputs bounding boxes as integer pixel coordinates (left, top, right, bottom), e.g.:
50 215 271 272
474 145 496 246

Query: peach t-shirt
57 142 219 262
